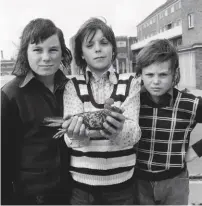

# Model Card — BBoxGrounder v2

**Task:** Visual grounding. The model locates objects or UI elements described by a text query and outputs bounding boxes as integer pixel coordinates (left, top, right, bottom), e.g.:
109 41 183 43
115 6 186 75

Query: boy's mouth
94 56 105 60
152 87 161 91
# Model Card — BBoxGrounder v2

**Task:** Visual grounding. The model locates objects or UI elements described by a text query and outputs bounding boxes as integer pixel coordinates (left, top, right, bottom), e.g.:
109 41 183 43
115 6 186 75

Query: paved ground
190 181 202 205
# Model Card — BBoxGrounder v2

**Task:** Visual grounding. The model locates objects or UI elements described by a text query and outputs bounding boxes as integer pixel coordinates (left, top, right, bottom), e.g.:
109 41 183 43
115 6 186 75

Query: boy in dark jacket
1 18 72 205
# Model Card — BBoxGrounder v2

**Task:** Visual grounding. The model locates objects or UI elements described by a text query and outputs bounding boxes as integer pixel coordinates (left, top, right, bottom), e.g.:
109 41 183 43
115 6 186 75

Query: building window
166 23 172 30
175 1 181 10
177 38 182 46
188 13 194 29
179 1 181 9
171 6 174 13
165 10 168 16
117 41 126 48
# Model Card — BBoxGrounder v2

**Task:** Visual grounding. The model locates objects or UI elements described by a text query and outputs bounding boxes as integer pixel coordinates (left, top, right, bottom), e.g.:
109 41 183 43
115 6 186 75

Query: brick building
115 36 137 73
0 59 15 75
0 51 15 75
131 0 202 89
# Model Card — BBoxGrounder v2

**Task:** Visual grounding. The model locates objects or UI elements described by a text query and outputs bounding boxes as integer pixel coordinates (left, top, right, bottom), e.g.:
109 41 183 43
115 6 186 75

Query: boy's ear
173 67 180 86
141 79 144 86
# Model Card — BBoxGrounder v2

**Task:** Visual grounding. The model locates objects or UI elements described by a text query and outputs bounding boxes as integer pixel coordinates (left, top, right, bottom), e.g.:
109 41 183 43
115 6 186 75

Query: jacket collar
19 69 68 89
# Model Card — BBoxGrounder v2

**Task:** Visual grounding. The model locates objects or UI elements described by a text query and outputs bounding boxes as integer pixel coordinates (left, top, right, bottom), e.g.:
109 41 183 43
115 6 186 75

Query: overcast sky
0 0 166 59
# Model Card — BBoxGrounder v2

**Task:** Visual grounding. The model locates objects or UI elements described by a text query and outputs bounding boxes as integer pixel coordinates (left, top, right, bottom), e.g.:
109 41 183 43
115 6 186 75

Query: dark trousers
134 169 189 205
5 183 71 205
70 180 136 205
14 194 70 205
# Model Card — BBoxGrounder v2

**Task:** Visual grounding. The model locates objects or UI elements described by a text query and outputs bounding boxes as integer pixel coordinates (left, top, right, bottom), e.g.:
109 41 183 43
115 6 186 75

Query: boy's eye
50 48 59 52
101 40 109 45
146 73 153 77
160 73 168 77
33 48 42 52
86 43 93 48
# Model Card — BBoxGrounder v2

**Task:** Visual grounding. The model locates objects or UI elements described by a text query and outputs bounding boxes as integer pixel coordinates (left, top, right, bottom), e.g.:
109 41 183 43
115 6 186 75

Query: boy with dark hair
61 17 141 205
134 39 202 205
1 18 72 204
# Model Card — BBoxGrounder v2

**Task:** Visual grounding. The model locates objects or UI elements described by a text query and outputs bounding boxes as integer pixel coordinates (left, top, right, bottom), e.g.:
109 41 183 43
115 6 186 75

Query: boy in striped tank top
62 17 141 204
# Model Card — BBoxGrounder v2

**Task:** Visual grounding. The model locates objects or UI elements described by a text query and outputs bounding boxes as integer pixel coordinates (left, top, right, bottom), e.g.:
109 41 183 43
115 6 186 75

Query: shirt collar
19 70 35 88
19 69 68 89
141 86 174 107
85 66 118 85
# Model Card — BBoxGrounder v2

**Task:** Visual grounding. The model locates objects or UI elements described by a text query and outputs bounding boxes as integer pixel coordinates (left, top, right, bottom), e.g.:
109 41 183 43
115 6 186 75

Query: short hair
12 18 72 76
135 39 180 85
74 17 117 72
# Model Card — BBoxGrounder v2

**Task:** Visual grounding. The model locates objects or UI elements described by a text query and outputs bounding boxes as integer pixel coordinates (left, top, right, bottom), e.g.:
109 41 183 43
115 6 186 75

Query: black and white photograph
1 0 202 205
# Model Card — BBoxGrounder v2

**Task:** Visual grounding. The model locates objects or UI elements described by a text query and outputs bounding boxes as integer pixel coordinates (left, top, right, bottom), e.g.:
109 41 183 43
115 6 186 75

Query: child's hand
62 115 88 139
62 115 90 148
100 110 125 139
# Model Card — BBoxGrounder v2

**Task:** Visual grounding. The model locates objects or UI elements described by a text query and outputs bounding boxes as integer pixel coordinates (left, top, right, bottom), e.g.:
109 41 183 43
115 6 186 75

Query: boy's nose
153 76 160 84
95 43 101 52
42 52 51 61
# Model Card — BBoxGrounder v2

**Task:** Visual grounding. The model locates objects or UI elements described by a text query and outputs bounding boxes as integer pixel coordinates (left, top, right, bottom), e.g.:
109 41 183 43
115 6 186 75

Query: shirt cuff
64 134 90 148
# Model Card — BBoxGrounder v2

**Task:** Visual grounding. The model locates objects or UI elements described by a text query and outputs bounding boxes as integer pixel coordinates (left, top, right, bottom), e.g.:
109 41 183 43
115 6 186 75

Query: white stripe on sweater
74 140 133 152
71 168 134 186
71 153 136 170
166 92 181 169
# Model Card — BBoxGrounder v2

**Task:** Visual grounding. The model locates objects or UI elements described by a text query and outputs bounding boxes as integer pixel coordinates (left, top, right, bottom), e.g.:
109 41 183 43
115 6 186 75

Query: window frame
188 13 194 29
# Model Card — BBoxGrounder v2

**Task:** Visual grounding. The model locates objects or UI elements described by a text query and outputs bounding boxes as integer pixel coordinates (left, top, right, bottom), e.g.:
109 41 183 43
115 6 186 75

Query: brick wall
181 0 202 46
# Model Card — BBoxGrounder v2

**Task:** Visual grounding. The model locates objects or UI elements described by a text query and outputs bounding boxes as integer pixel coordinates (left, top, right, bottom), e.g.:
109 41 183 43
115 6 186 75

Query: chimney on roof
1 50 4 60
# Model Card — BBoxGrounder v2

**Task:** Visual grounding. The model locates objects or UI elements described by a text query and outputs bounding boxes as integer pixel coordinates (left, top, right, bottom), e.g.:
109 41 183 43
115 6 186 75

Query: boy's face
81 29 113 76
27 34 62 78
141 60 173 103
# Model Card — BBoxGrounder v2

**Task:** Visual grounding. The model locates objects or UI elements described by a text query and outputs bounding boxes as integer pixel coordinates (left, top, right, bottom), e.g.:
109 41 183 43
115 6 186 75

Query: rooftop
137 0 178 26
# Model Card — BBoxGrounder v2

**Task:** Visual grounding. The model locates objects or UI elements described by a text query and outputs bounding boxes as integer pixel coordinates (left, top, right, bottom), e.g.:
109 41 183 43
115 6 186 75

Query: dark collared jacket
1 70 71 203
